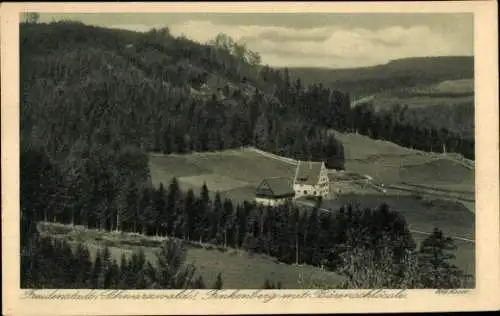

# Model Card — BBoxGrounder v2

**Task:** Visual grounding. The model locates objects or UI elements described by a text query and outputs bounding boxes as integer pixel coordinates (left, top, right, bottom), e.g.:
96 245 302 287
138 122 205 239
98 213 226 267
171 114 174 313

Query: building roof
255 177 295 198
294 161 325 185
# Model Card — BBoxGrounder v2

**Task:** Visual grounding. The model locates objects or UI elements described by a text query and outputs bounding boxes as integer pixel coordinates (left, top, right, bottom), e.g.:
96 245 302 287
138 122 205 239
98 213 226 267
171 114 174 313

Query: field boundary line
294 201 475 244
386 184 475 204
246 146 298 165
410 229 475 244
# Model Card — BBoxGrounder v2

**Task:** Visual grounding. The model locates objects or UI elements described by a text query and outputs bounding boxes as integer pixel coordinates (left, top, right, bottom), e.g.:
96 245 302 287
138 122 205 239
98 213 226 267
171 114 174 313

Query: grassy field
321 193 475 282
322 194 474 238
149 148 297 203
371 94 473 111
38 222 344 289
146 132 476 287
148 132 475 213
150 133 475 199
40 133 476 288
330 131 474 191
316 132 474 282
403 79 474 96
363 79 474 111
399 158 474 188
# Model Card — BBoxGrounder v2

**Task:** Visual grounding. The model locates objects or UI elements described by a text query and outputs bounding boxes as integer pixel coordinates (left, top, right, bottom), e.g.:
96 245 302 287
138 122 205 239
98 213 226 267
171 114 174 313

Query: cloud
249 28 332 43
108 24 165 33
109 20 472 68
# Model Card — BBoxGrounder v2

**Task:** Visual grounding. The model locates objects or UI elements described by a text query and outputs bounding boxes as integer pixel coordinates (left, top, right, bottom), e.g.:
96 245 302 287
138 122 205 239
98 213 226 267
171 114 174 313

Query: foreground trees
19 22 471 289
21 221 217 289
417 228 467 288
21 146 468 289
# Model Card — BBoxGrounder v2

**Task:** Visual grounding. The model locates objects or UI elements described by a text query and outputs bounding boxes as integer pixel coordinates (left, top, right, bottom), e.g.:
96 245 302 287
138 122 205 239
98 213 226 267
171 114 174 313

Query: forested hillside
287 57 475 147
19 20 475 241
287 56 474 98
20 20 473 289
380 102 474 141
20 21 348 170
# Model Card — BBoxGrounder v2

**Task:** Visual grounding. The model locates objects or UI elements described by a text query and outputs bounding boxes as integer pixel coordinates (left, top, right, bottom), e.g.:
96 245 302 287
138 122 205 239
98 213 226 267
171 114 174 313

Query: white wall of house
293 183 328 197
318 163 330 197
294 183 317 197
293 163 330 198
254 197 289 206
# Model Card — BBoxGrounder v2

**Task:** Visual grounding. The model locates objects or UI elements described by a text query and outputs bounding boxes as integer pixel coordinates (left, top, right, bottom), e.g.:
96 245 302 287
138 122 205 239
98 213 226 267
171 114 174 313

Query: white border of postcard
2 2 499 315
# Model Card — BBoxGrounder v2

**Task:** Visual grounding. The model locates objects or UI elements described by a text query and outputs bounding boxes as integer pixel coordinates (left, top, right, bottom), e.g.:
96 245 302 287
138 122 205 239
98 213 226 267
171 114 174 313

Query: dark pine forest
20 20 472 290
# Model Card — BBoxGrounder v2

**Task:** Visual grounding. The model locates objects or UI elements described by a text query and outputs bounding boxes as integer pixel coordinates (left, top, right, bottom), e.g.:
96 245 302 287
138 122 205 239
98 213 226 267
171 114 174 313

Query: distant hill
369 79 475 139
287 58 475 140
287 56 474 98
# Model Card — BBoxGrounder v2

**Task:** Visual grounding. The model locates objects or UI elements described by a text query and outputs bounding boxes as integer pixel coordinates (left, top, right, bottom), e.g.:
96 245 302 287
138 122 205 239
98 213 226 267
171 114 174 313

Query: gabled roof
255 177 295 198
294 161 325 185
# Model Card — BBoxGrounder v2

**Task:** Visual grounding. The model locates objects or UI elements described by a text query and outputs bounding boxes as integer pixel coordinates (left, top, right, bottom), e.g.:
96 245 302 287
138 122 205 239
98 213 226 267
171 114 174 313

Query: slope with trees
20 20 472 289
22 144 471 288
287 56 474 98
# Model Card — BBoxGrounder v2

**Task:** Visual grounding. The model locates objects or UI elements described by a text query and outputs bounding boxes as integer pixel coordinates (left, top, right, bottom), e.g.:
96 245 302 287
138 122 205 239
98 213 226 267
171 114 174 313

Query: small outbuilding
254 177 295 206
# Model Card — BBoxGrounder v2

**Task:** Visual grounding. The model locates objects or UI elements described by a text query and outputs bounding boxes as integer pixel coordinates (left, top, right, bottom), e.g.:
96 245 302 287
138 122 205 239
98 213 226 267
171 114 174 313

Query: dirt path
246 146 298 165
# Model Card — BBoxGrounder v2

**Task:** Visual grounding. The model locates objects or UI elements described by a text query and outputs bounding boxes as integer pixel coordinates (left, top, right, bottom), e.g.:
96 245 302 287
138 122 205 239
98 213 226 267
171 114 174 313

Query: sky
37 13 474 68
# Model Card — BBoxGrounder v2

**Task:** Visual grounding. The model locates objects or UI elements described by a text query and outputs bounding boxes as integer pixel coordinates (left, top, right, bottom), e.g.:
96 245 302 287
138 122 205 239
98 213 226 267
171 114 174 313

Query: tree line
21 21 474 185
348 103 474 159
20 21 346 171
21 217 224 289
20 21 472 289
22 145 470 289
382 102 474 141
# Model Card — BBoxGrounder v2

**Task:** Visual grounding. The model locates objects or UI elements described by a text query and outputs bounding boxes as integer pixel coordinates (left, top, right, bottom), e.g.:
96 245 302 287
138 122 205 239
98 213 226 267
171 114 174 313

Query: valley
145 135 475 284
19 19 476 290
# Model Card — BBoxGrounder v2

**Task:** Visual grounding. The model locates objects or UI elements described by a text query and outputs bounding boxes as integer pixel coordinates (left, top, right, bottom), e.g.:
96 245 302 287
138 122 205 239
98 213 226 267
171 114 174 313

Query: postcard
1 1 499 315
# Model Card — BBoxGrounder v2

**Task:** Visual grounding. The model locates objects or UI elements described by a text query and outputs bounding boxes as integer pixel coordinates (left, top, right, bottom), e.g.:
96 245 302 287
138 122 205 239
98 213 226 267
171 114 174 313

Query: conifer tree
182 189 196 240
417 228 464 288
262 279 281 289
212 192 223 242
91 250 102 288
192 275 206 289
125 185 140 233
212 272 223 289
74 243 93 288
154 183 167 236
263 279 272 289
145 239 196 289
166 178 181 236
139 188 155 235
118 253 130 289
102 259 119 289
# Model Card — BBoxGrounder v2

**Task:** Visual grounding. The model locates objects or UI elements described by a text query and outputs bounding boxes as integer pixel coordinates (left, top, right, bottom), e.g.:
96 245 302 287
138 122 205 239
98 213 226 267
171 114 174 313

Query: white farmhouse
293 161 330 198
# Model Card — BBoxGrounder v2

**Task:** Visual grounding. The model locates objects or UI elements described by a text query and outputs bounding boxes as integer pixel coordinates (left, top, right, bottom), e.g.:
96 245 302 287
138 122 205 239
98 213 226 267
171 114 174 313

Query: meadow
145 132 475 286
321 193 475 284
371 94 473 110
148 132 475 214
352 78 474 111
149 148 297 203
36 132 476 288
331 131 475 191
401 79 474 96
38 222 345 289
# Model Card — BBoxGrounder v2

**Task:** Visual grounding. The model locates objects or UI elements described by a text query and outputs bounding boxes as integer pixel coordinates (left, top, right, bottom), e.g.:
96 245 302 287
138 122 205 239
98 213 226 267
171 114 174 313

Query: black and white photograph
2 2 499 314
17 10 478 290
